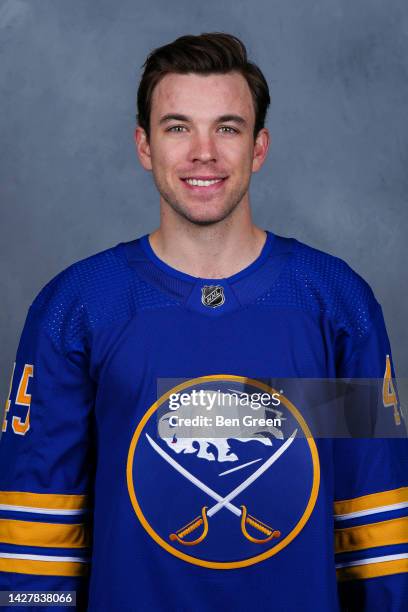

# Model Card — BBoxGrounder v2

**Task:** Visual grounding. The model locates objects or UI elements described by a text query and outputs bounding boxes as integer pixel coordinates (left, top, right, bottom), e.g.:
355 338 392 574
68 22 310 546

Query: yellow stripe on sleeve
335 517 408 554
0 556 88 577
0 518 89 548
334 487 408 517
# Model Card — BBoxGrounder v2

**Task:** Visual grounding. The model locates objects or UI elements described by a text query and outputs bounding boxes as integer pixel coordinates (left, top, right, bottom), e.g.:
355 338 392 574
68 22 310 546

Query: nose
189 131 217 163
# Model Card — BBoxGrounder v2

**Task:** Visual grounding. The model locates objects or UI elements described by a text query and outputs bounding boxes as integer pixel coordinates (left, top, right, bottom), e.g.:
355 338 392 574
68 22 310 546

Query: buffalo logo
201 285 225 308
127 375 320 570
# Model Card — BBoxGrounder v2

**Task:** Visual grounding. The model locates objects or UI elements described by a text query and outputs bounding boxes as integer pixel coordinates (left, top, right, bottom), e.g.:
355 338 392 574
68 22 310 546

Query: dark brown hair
137 32 270 140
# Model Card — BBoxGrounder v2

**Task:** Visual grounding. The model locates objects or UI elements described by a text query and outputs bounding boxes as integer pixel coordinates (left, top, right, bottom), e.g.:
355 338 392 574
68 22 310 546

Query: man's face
135 71 269 226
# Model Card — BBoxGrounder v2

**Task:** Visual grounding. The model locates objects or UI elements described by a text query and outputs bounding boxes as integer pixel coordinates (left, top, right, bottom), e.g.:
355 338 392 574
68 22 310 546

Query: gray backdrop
1 0 407 417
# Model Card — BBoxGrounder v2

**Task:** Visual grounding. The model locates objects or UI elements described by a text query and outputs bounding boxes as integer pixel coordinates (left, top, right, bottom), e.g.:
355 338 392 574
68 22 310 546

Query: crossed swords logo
145 428 297 546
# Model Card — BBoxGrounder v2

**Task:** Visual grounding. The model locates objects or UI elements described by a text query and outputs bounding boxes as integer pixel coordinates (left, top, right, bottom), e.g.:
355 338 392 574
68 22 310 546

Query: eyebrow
158 113 248 126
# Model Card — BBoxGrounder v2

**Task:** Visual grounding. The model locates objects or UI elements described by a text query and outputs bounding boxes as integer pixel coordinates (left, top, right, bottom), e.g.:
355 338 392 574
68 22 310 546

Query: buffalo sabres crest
201 285 225 308
127 376 320 569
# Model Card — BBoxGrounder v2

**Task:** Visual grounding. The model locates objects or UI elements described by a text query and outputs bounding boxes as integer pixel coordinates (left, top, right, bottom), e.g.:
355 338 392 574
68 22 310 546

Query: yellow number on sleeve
382 354 401 426
12 364 34 435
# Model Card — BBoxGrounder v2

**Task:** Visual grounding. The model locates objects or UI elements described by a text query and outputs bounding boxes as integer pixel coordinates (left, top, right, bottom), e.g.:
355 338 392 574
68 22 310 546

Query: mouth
180 176 228 192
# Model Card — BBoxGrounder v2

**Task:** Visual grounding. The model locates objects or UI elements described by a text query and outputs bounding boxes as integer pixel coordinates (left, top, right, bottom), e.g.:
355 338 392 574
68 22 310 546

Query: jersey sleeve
334 301 408 611
0 278 95 611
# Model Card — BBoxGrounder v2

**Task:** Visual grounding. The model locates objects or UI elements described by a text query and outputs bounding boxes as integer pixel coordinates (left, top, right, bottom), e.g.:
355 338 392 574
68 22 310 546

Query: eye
167 125 188 133
218 126 239 134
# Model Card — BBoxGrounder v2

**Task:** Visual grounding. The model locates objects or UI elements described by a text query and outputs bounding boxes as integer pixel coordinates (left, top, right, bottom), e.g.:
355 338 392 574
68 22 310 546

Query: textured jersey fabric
0 230 407 611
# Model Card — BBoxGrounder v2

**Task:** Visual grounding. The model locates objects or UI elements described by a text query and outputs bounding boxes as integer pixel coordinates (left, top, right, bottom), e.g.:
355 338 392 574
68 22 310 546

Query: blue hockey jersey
0 230 407 611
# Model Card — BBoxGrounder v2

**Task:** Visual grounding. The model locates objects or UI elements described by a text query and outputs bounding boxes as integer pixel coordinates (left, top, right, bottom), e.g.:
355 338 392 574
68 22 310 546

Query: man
0 32 407 611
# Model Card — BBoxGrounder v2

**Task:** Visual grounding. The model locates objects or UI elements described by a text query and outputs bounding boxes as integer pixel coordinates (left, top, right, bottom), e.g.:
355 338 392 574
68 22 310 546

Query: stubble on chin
154 178 248 227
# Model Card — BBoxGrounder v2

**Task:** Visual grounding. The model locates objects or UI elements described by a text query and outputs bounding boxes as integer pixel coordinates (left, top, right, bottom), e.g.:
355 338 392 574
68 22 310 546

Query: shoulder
28 241 176 353
31 243 129 312
293 238 381 337
267 235 381 341
291 238 375 297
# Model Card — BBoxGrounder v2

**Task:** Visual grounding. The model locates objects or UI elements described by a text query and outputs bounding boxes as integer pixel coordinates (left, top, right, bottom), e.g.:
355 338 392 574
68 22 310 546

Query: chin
177 207 235 226
173 197 241 227
159 185 244 226
185 216 227 227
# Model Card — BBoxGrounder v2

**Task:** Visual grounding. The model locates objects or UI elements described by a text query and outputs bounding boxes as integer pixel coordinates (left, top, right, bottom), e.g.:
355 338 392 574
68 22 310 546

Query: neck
148 201 266 279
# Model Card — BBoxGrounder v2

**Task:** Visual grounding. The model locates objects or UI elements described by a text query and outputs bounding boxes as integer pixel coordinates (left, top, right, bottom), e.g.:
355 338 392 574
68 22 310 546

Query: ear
252 128 270 173
134 126 152 171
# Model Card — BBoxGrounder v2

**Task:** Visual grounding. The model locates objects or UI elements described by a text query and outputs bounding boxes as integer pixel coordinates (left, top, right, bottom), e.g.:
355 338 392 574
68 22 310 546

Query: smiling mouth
181 177 228 189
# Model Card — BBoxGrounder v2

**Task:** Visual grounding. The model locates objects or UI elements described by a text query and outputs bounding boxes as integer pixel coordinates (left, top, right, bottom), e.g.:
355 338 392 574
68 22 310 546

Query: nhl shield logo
201 285 225 308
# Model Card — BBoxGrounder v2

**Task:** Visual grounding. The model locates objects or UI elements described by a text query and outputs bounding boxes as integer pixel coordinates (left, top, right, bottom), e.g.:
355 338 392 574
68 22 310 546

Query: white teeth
185 178 223 187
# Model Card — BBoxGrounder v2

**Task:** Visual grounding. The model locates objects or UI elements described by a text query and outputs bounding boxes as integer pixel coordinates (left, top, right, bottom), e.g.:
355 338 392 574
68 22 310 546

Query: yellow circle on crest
126 375 320 569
